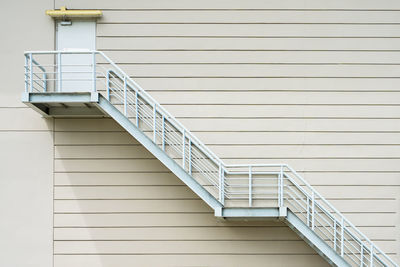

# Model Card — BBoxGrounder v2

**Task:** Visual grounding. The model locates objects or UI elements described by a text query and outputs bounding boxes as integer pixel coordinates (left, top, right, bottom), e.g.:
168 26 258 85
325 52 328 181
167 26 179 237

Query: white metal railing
24 51 397 267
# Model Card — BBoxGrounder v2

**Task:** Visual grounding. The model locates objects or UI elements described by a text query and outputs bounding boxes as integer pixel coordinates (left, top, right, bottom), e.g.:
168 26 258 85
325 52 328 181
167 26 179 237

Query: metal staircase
22 51 398 267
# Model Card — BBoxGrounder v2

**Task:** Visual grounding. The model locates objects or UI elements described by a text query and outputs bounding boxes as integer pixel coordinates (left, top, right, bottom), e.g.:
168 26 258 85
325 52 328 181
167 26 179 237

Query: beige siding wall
51 0 400 266
0 1 54 267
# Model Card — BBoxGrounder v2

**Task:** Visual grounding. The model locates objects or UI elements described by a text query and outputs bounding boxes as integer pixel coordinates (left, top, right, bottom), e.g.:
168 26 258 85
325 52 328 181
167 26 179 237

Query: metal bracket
90 92 99 102
21 92 30 102
214 207 223 217
279 206 288 221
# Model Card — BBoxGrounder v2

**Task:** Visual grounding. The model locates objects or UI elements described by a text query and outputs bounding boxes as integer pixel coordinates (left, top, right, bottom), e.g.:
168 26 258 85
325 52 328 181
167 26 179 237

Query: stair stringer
286 209 350 267
93 92 224 211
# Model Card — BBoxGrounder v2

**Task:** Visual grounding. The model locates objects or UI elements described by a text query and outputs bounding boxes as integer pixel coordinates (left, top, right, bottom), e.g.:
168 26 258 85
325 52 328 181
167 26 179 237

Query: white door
56 20 96 92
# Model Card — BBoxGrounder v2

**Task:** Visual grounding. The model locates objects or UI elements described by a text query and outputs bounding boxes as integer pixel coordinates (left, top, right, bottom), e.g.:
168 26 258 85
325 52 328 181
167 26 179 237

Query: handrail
24 50 398 267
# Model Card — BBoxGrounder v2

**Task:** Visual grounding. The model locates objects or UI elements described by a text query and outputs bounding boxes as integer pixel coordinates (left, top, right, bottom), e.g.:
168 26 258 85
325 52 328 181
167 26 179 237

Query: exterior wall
0 1 54 267
1 0 399 266
53 1 400 266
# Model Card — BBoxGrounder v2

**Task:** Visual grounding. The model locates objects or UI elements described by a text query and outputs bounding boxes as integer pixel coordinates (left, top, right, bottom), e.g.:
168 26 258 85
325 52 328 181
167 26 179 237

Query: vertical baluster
311 191 315 230
249 165 252 207
188 139 192 175
153 104 157 143
306 196 310 227
92 52 96 92
218 163 224 205
57 52 62 92
360 244 364 267
341 217 345 257
161 115 165 151
106 71 110 100
333 220 337 251
278 165 284 207
135 90 139 126
43 72 47 92
370 243 374 267
182 130 186 170
29 53 33 92
25 55 28 92
123 76 127 116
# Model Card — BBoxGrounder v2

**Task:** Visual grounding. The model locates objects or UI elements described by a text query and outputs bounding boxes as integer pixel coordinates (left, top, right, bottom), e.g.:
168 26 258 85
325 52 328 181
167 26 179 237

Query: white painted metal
24 51 398 267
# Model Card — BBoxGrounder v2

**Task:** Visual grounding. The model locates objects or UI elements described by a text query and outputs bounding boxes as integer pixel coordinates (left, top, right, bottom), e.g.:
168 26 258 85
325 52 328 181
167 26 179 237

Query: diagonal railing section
24 51 397 267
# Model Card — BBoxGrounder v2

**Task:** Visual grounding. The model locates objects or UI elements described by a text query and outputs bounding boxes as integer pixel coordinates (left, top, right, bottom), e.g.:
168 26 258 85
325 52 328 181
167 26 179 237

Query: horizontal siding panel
55 144 400 159
55 119 121 132
98 24 400 37
295 172 400 186
148 91 400 104
55 240 396 254
53 240 317 254
98 37 400 50
54 199 396 213
55 146 153 159
54 226 298 241
54 213 396 227
130 77 400 90
105 50 400 64
53 226 391 241
55 158 400 172
54 185 196 200
179 118 400 132
55 159 167 172
56 0 400 10
103 63 400 77
100 10 400 24
55 173 181 186
160 105 400 118
55 118 400 132
54 172 400 186
54 213 281 227
54 199 211 213
55 131 400 145
55 132 138 145
54 184 400 199
54 254 329 267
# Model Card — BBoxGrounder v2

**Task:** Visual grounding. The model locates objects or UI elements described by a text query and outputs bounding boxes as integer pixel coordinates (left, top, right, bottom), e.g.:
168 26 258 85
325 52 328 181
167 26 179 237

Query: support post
370 243 374 267
182 130 186 170
341 217 345 257
218 163 224 205
57 52 62 92
306 196 310 227
135 90 139 126
123 76 127 115
92 52 96 92
249 165 252 207
188 139 192 175
106 70 110 100
153 104 157 142
25 55 28 92
29 53 33 92
360 244 364 267
333 220 337 251
278 165 284 207
311 191 315 230
161 115 165 151
43 72 47 92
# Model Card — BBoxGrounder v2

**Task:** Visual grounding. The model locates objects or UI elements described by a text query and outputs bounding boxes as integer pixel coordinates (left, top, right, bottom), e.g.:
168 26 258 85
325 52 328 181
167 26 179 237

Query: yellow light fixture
45 6 102 19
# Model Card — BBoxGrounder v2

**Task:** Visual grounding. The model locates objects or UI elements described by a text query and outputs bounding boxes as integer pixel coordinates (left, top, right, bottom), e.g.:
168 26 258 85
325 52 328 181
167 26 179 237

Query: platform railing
24 51 397 267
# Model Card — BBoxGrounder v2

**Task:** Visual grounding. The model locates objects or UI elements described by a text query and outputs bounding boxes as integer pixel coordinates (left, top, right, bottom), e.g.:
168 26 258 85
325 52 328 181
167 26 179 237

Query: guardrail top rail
24 51 398 267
